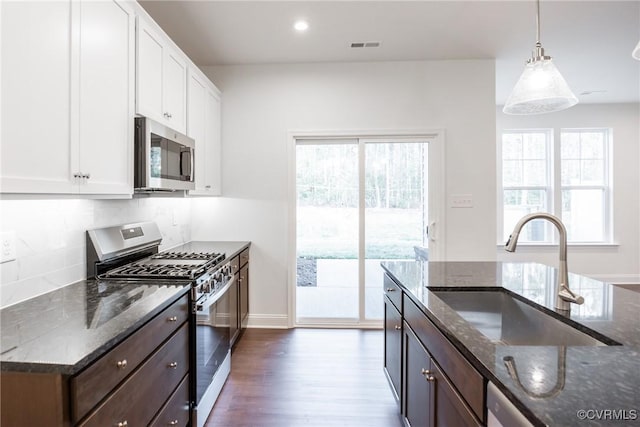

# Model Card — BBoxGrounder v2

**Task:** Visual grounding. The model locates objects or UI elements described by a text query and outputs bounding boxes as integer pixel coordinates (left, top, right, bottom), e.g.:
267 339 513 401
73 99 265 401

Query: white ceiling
139 1 640 105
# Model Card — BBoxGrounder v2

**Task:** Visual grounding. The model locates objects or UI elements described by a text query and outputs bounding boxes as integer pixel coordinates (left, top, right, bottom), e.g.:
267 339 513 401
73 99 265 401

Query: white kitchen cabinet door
1 1 77 193
204 88 222 195
187 69 222 196
136 18 164 124
187 70 207 193
78 0 134 195
163 50 187 133
136 17 187 134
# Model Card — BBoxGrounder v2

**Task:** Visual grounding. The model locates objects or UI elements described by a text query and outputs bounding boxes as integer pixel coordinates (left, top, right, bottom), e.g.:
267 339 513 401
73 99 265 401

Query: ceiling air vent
350 41 381 48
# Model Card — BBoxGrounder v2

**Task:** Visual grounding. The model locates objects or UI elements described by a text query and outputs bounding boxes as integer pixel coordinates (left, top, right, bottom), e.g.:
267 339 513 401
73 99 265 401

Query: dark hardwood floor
205 328 402 427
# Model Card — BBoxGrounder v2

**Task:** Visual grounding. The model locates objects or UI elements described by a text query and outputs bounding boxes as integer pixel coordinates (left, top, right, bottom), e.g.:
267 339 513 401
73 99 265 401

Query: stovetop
102 251 225 280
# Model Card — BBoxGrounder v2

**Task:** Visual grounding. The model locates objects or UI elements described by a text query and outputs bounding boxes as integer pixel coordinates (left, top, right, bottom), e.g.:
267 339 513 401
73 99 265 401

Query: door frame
287 129 446 328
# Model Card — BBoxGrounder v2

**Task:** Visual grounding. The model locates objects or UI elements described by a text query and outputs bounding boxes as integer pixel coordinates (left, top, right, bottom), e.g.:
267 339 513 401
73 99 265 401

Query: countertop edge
0 286 190 376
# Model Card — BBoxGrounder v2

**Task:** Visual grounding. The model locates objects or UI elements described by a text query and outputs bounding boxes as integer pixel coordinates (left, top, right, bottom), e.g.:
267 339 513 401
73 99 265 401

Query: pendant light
503 0 578 115
632 40 640 60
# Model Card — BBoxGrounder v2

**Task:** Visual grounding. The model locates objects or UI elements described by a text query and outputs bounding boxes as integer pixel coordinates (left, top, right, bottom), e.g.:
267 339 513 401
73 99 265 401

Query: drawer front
432 361 482 427
80 323 189 427
239 247 249 267
71 293 189 422
403 295 484 422
150 374 190 427
230 255 240 275
383 274 402 311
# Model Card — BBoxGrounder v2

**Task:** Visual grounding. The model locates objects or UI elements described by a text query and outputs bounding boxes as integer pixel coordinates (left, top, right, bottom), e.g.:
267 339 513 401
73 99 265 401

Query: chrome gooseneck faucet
505 212 584 312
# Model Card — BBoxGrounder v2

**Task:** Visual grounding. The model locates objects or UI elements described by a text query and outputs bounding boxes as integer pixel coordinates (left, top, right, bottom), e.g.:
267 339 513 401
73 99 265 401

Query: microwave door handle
180 149 192 179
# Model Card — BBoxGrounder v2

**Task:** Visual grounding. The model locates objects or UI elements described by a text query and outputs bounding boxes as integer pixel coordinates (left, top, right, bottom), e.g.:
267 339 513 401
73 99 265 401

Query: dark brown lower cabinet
403 324 481 427
384 296 402 402
239 263 249 330
383 273 484 427
403 325 433 427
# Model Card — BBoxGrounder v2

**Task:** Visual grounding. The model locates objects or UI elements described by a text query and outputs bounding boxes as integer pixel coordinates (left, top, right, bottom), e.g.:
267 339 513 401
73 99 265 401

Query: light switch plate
1 231 17 263
451 194 473 208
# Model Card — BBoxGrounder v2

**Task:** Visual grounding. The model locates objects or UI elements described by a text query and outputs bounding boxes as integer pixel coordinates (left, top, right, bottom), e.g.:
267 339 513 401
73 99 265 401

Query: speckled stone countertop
0 241 250 376
0 280 190 375
381 261 640 427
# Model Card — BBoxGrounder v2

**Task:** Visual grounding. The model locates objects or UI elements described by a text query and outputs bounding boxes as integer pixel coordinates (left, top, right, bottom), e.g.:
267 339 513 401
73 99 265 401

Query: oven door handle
196 275 236 312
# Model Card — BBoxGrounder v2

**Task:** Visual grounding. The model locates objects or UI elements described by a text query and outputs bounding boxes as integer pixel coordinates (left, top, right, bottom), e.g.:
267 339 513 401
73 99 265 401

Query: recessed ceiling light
294 20 309 32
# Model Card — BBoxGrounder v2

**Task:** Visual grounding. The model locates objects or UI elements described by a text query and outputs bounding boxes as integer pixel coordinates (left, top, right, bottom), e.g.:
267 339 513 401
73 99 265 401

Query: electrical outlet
1 231 17 263
451 194 473 208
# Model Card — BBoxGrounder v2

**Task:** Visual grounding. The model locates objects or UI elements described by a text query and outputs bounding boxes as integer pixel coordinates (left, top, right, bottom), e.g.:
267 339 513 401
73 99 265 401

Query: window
560 129 609 242
501 130 551 242
500 128 611 244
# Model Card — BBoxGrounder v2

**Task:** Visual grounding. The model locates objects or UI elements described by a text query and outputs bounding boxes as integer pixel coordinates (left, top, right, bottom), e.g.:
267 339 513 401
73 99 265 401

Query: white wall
496 103 640 283
0 197 192 308
193 60 497 326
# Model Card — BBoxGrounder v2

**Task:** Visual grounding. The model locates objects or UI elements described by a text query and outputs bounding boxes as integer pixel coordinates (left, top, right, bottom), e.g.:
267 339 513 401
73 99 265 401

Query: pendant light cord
536 0 541 46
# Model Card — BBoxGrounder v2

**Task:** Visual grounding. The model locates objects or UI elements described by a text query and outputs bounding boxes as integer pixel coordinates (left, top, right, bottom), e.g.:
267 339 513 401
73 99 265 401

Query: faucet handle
558 284 584 305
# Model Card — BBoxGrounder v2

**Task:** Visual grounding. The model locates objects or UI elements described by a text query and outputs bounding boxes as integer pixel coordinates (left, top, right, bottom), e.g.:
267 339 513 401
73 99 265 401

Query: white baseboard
584 273 640 285
246 313 290 329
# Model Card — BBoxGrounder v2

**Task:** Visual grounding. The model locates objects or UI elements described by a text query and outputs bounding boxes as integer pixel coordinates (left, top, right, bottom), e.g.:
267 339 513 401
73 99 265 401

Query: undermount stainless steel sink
432 290 609 346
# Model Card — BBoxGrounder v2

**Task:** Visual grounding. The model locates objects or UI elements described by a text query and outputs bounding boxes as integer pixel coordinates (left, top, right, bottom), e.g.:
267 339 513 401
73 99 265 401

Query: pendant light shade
503 0 578 115
503 57 578 115
633 40 640 60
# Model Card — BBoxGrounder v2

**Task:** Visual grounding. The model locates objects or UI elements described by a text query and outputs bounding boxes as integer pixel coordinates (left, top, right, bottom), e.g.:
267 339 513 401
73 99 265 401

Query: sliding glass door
294 135 437 327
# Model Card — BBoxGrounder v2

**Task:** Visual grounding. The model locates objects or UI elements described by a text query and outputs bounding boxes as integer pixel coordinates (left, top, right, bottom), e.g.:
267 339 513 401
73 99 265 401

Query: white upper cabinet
187 68 222 196
136 17 187 133
1 1 76 193
1 0 134 195
78 0 135 194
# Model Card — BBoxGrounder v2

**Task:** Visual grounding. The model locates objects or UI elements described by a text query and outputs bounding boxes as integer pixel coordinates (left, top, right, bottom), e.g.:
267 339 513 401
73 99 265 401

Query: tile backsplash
0 197 191 308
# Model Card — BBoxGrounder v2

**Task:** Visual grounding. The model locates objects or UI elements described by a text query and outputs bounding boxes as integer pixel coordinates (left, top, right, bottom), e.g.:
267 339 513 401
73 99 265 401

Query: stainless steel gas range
87 222 233 427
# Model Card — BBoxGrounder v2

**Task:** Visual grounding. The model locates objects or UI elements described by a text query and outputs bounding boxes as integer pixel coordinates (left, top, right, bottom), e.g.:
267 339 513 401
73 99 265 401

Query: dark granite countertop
1 279 190 375
381 261 640 427
0 241 250 376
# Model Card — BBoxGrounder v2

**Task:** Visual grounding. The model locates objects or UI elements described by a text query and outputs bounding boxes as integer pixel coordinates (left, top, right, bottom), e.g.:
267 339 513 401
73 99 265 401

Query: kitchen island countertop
381 261 640 427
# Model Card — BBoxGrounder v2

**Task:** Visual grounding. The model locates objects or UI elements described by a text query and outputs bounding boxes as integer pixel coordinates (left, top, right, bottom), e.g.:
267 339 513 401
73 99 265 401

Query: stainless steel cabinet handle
205 185 211 189
168 316 178 322
385 288 395 292
394 325 401 330
116 359 127 369
168 362 178 369
117 421 128 427
421 368 435 382
169 420 179 426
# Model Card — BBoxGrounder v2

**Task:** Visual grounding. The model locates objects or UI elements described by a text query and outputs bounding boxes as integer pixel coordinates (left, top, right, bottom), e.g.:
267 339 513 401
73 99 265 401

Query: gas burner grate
152 251 224 261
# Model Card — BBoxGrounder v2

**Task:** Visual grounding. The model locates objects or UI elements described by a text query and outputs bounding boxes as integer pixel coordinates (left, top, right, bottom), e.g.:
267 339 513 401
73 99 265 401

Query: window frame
557 128 612 243
499 128 554 243
498 127 613 245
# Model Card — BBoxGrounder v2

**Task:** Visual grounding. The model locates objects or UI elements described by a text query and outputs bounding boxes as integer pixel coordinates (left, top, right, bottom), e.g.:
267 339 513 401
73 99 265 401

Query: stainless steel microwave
134 117 195 192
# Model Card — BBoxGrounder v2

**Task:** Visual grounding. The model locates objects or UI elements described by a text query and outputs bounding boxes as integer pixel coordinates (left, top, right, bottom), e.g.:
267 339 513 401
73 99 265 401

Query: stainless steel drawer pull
169 420 179 425
385 287 395 292
421 368 431 375
394 325 401 330
168 362 178 369
116 359 127 369
168 316 178 322
426 375 436 382
117 421 128 427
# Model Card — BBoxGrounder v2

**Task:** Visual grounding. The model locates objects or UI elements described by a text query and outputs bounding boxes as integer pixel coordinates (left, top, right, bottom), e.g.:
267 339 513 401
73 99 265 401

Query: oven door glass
194 279 232 405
